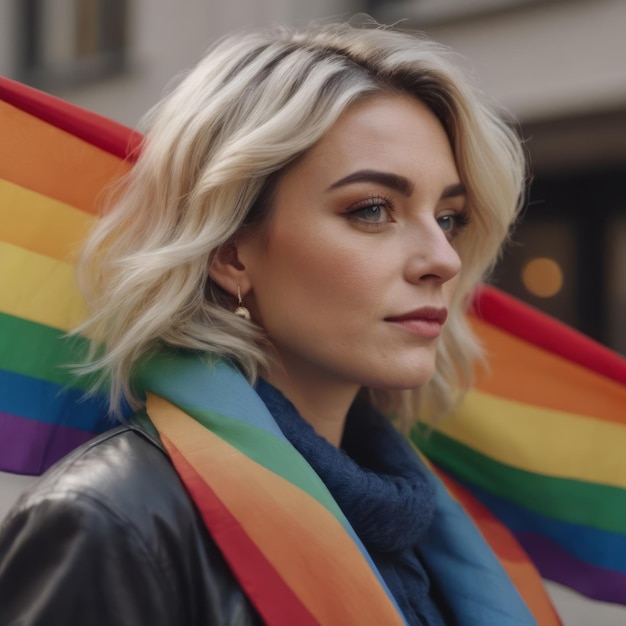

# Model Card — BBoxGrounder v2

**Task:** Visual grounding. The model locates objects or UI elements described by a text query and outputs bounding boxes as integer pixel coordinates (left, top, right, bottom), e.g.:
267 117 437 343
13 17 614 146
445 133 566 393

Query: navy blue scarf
256 381 451 626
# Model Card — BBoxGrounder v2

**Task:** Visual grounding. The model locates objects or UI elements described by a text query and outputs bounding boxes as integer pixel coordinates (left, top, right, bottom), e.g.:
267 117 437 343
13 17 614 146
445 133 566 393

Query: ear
208 241 252 298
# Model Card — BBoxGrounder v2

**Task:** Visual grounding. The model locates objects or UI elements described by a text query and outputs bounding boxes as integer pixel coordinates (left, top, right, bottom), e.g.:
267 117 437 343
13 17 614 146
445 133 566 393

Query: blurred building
0 0 358 126
1 0 623 355
3 1 622 355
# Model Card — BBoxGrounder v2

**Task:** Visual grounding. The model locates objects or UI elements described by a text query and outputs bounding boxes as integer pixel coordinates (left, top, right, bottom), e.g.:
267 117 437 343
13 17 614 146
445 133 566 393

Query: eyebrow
440 182 467 199
328 169 414 196
327 169 466 200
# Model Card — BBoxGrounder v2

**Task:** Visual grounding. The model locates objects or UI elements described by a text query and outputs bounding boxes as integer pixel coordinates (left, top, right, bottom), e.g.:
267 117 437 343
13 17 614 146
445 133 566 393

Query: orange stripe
147 394 405 626
471 317 626 425
0 100 131 214
436 469 562 626
162 435 319 626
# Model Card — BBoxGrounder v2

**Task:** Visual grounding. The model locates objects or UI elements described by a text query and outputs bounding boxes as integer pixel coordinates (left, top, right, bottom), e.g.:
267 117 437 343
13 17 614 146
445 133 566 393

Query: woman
0 21 530 625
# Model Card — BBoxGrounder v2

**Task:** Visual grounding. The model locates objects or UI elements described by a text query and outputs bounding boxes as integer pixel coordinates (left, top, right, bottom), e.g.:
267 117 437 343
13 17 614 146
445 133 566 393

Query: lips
385 307 448 324
384 307 448 338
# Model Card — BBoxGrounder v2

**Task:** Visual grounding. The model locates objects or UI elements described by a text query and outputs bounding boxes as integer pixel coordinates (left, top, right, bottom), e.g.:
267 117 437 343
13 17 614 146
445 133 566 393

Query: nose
403 222 462 285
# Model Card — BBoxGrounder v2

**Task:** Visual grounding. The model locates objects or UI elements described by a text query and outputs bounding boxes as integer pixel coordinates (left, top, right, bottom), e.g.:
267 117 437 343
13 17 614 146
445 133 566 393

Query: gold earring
234 285 251 320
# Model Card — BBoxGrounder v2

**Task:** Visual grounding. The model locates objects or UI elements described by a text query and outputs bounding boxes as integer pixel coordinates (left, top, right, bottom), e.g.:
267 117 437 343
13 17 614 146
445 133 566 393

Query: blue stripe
459 478 626 574
0 368 114 433
420 476 537 626
137 353 289 441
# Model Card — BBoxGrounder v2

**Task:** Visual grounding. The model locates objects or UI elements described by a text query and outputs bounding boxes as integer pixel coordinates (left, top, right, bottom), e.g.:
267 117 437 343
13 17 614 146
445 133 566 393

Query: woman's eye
437 215 455 232
346 197 395 225
353 204 387 222
437 210 470 239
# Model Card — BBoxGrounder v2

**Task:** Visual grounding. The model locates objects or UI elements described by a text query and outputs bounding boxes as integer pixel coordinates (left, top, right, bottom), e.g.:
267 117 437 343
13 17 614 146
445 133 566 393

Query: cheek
443 273 461 303
257 224 383 327
274 217 353 286
444 271 458 289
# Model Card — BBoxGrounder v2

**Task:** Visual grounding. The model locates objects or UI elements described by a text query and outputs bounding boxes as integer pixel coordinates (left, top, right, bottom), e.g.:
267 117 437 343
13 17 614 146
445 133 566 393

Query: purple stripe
517 531 626 605
0 411 97 476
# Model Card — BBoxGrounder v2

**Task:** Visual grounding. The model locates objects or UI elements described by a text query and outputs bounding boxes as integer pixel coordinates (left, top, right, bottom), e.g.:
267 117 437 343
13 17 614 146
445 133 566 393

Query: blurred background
0 0 624 357
0 0 625 623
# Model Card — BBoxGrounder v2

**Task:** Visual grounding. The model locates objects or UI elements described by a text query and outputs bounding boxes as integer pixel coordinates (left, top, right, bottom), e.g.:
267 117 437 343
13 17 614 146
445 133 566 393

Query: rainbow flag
1 76 624 623
414 286 626 606
0 77 140 474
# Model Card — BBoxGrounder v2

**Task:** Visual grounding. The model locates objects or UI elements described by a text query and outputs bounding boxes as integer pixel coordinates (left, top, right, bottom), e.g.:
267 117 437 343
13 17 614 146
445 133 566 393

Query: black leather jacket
0 424 263 625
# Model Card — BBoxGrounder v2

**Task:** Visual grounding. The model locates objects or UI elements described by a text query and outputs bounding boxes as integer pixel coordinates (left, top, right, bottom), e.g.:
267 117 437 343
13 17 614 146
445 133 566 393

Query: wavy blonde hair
77 20 525 423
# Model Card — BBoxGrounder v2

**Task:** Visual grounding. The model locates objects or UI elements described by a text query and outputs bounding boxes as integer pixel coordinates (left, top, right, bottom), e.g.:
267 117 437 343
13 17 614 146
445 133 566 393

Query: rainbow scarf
137 351 538 625
2 75 625 624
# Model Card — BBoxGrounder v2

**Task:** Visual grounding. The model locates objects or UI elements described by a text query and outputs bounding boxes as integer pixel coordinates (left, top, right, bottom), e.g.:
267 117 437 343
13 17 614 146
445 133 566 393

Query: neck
262 364 359 447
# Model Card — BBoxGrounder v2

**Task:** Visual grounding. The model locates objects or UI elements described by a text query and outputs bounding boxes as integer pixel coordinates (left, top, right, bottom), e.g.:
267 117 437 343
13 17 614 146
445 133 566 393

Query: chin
389 372 435 391
384 348 437 388
365 360 437 391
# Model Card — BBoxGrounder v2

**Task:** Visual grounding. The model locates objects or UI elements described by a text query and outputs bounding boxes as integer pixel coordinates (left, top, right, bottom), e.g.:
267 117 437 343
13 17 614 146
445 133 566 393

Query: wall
376 0 626 123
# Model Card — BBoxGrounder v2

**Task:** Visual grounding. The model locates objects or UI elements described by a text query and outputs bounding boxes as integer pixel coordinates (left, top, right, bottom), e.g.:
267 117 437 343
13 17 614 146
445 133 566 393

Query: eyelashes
344 194 396 227
437 208 471 240
344 194 471 239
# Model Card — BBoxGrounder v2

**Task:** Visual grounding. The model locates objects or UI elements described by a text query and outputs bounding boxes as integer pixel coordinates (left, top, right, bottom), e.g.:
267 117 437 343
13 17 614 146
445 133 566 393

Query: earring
234 285 251 320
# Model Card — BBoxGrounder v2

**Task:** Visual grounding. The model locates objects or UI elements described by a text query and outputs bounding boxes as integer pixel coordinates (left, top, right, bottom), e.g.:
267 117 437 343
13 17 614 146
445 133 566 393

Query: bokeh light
522 257 564 298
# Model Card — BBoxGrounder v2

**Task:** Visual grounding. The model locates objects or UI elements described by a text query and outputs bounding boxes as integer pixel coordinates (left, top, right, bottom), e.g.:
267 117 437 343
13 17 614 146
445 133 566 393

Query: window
18 0 129 90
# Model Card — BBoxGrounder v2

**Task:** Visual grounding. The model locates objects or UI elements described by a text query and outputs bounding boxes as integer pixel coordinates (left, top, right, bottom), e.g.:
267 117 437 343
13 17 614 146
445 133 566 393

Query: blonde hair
77 20 525 423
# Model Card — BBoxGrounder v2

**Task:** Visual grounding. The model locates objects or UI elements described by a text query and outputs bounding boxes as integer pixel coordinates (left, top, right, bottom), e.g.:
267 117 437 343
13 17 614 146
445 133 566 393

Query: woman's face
238 94 466 396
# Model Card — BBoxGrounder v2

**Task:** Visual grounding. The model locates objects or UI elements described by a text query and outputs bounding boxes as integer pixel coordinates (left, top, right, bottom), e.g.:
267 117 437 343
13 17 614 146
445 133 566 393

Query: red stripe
162 435 318 626
473 284 626 386
0 77 142 162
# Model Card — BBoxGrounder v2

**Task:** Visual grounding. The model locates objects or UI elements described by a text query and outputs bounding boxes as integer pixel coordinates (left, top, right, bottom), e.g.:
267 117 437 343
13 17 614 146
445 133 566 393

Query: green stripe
136 353 349 525
413 425 626 536
183 403 347 523
0 312 92 389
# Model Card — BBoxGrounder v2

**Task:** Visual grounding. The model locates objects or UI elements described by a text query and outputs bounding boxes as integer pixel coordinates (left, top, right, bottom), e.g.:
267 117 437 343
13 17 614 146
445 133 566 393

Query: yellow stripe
442 389 626 489
0 179 94 262
0 242 87 331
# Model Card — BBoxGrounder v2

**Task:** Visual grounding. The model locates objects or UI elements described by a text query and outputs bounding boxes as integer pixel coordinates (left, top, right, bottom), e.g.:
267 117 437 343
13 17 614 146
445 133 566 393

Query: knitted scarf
256 379 445 625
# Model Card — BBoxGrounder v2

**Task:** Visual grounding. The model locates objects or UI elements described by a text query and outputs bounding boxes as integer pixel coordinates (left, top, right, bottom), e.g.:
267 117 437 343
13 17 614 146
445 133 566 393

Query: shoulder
5 426 194 556
0 427 182 623
12 424 175 510
3 424 214 579
0 425 262 626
